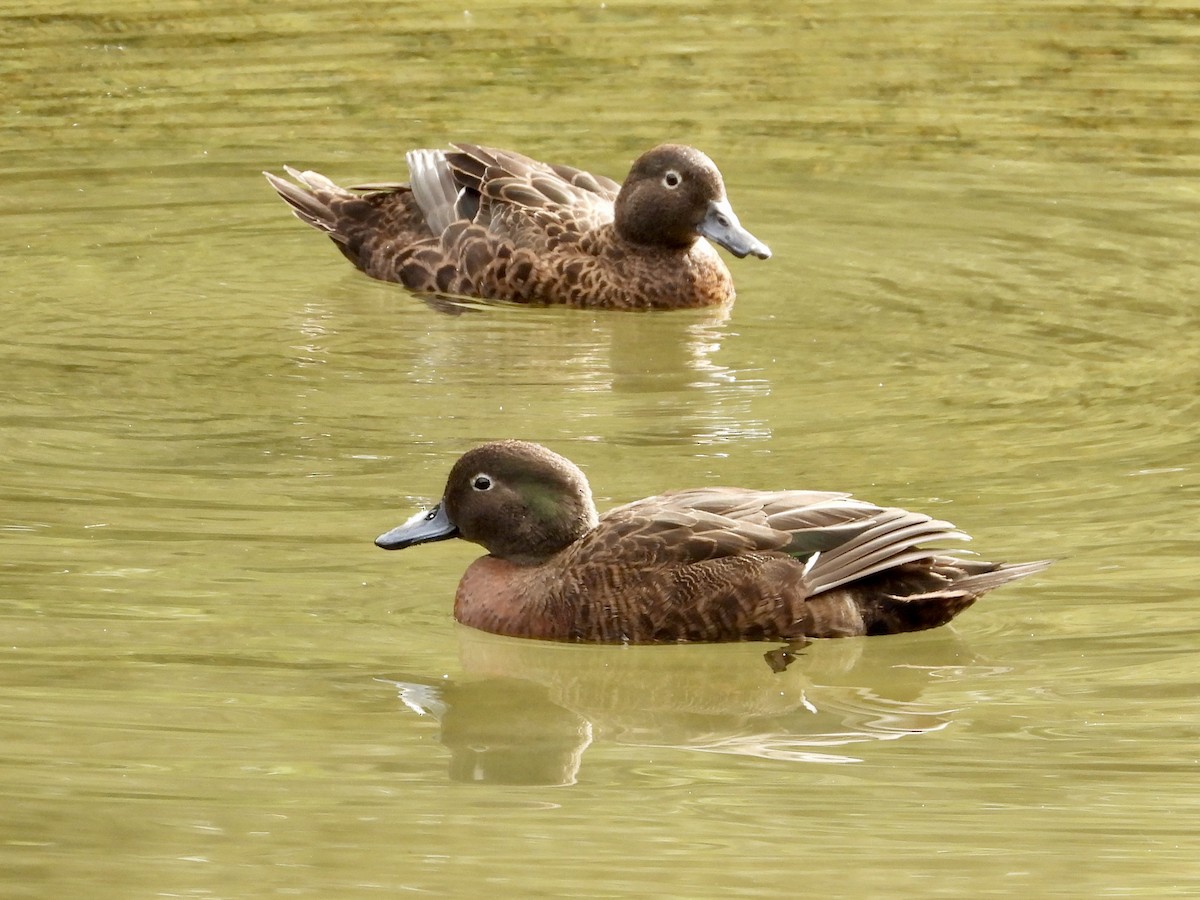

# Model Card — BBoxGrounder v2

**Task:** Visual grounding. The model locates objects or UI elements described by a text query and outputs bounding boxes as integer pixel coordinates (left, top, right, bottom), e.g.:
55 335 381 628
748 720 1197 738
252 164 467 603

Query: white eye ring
662 169 682 189
471 473 493 491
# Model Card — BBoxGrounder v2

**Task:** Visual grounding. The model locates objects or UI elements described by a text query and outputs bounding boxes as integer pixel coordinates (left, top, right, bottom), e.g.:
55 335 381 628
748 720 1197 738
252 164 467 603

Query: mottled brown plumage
264 143 770 309
374 441 1051 643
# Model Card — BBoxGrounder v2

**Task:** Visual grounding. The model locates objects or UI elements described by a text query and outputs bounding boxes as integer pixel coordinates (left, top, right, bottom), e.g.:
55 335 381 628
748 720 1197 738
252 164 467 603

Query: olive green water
3 1 1199 896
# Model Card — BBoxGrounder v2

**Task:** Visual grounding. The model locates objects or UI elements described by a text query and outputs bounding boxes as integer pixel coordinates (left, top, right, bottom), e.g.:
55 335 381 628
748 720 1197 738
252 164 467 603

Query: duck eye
471 473 493 492
662 169 681 189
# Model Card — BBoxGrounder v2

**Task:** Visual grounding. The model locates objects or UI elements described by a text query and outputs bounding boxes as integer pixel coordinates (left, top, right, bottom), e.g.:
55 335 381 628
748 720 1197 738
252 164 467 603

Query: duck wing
606 488 971 592
446 143 618 242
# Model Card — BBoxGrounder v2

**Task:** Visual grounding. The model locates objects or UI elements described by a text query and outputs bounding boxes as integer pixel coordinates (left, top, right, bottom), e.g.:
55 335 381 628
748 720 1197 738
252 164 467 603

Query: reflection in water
381 629 992 785
288 294 772 452
382 677 594 786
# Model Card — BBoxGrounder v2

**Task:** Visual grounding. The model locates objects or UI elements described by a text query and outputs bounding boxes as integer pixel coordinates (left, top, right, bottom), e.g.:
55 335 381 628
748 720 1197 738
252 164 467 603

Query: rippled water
3 1 1199 897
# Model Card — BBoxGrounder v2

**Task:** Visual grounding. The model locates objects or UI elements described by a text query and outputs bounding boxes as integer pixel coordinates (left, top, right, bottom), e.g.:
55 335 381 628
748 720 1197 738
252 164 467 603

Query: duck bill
375 502 459 550
697 199 771 259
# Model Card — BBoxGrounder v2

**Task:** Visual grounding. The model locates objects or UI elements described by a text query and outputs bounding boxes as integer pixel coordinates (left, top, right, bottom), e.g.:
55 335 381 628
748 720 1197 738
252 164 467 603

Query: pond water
2 1 1199 896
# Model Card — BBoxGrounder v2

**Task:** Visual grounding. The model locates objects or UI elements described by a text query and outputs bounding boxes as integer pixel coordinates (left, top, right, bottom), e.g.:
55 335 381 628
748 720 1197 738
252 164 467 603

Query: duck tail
852 557 1053 636
264 167 432 275
947 558 1054 596
263 166 352 242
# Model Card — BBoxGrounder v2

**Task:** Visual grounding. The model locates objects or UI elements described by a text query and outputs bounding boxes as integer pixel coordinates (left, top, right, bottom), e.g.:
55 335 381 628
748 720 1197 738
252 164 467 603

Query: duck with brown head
375 441 1051 643
265 143 770 309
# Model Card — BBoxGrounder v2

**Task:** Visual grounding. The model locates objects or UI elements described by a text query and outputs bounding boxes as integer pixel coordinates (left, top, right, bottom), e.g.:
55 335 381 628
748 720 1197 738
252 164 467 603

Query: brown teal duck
264 143 770 309
374 441 1051 643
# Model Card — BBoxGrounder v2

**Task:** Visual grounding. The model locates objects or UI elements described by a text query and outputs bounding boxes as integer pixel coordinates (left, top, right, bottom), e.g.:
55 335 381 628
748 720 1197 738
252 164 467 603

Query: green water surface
2 1 1198 896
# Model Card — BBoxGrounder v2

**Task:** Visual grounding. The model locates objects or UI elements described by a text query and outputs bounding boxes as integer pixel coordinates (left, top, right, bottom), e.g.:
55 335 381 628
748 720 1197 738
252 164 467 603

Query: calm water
3 1 1199 896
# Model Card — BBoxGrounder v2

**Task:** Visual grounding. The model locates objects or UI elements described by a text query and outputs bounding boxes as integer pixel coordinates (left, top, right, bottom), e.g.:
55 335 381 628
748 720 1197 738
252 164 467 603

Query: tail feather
263 168 347 242
264 167 442 282
945 558 1054 596
800 557 1054 638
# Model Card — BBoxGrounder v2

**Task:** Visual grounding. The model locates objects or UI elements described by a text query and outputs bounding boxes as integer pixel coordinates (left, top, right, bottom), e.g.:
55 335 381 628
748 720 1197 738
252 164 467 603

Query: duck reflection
382 628 993 786
290 290 768 448
388 676 594 786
